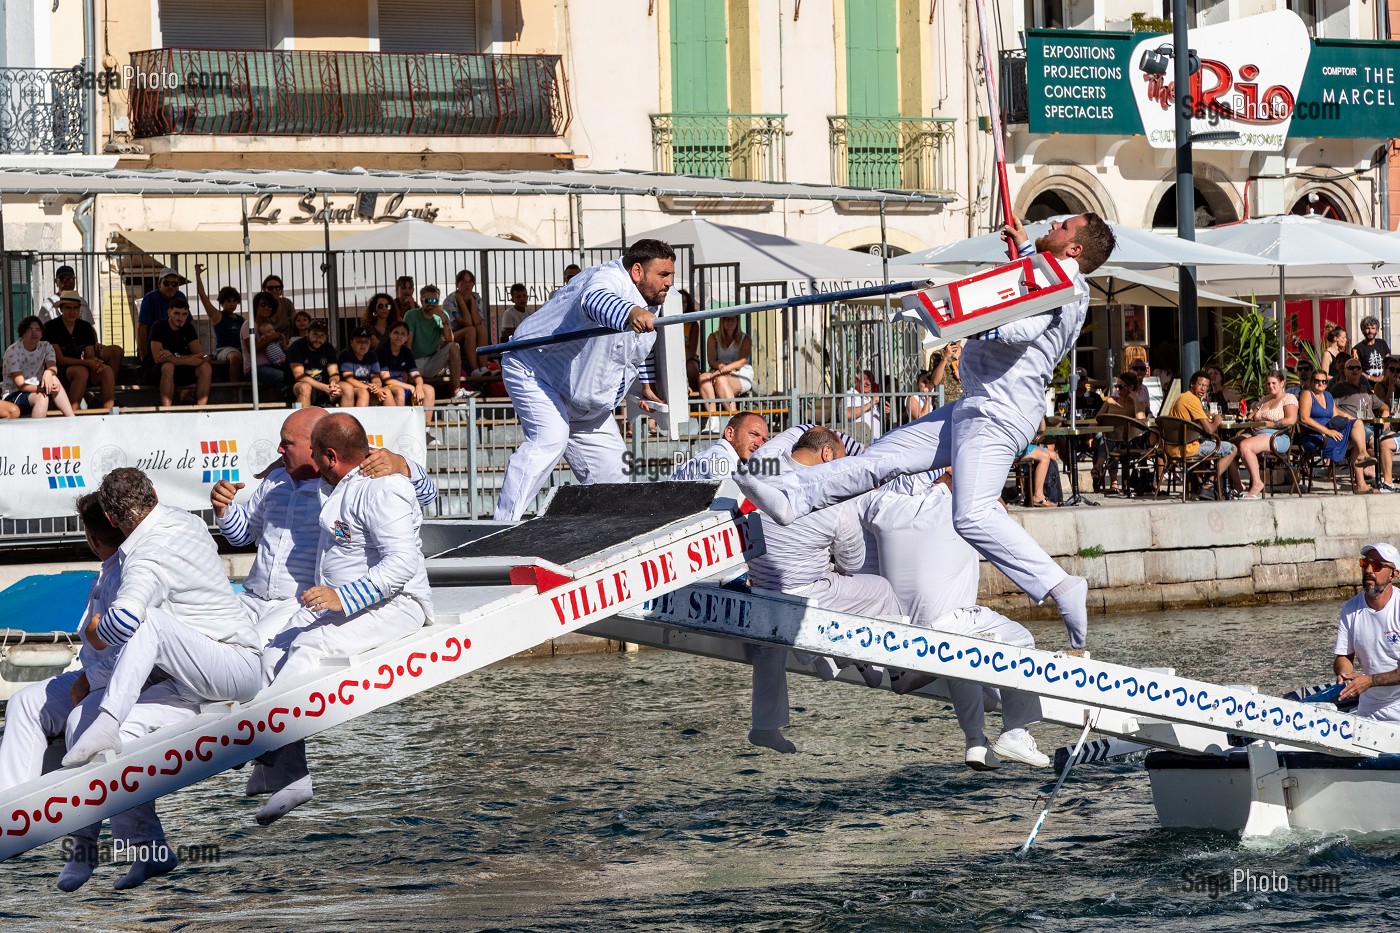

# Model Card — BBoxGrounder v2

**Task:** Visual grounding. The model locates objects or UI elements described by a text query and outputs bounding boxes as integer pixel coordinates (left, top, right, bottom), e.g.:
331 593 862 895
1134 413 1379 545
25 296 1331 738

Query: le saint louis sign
1027 10 1398 150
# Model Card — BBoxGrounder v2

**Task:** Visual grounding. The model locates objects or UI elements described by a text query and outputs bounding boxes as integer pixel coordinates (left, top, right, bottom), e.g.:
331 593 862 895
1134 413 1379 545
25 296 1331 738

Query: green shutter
669 0 729 176
671 0 728 112
844 0 899 186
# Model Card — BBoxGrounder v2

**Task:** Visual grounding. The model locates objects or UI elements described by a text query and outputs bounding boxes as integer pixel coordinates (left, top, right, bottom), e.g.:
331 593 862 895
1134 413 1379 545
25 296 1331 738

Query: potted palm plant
1213 302 1280 408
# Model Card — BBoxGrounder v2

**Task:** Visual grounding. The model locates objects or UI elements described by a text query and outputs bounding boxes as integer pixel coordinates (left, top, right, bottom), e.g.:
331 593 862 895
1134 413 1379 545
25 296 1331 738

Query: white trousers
760 403 957 517
950 399 1068 602
0 672 197 844
751 573 901 731
262 595 426 687
96 608 261 726
239 592 302 646
494 355 627 521
932 606 1042 744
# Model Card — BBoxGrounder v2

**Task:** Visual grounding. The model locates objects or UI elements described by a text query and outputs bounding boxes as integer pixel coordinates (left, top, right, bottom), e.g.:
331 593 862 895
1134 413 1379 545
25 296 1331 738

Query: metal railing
0 67 88 154
827 116 957 192
649 113 787 181
999 50 1029 124
128 49 570 137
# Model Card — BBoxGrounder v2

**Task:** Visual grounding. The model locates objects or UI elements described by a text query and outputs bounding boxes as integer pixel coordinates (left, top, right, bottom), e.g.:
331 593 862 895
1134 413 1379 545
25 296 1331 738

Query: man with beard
1337 542 1400 720
494 240 674 520
735 214 1117 657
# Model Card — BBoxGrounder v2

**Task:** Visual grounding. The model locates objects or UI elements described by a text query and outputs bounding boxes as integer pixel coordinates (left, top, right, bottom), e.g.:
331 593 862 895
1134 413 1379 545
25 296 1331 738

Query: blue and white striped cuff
218 509 252 546
96 606 140 647
582 291 636 331
335 578 386 616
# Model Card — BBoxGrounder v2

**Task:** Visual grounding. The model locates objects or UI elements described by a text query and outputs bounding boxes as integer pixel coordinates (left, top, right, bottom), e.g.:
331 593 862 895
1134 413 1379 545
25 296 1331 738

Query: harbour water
4 599 1400 931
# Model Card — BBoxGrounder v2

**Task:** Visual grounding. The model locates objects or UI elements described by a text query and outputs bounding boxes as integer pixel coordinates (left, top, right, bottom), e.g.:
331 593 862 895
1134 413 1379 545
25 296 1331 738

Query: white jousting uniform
744 428 899 732
861 478 1041 745
89 505 261 731
262 468 432 685
0 556 198 854
735 245 1089 642
218 461 437 642
495 258 659 521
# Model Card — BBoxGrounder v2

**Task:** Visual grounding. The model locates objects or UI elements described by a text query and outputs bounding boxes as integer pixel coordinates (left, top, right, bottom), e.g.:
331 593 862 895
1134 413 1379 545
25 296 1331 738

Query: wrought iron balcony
0 67 87 154
650 113 787 182
128 49 570 138
827 116 956 192
1000 50 1029 124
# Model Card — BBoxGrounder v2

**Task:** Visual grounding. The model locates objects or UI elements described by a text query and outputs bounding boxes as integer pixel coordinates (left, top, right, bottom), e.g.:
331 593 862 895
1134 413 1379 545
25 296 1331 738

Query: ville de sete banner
0 408 427 522
1027 10 1400 150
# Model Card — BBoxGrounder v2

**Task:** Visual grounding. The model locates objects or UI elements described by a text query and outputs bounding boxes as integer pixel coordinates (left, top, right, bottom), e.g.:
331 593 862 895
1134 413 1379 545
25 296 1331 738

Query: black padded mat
434 482 722 565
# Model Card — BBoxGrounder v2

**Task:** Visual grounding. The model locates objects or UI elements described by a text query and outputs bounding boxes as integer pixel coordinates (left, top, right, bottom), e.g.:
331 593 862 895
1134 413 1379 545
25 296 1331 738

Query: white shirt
507 258 657 417
861 482 978 621
77 555 123 691
1335 590 1400 720
845 388 883 440
220 462 438 602
672 438 739 481
317 468 434 622
961 244 1090 440
99 504 259 650
4 340 55 386
744 427 866 591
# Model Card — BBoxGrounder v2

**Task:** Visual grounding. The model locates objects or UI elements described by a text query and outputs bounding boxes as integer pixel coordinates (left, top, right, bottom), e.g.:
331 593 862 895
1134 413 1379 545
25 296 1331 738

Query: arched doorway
1150 183 1238 229
1025 188 1089 222
1291 191 1348 219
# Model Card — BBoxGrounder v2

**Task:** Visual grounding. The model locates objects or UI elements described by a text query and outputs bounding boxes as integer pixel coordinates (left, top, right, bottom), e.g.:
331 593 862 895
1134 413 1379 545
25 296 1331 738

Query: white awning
0 168 955 204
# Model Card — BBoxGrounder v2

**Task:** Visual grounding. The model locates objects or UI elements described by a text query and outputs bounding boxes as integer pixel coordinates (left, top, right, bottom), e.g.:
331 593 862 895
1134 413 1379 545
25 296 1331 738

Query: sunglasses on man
1361 557 1395 573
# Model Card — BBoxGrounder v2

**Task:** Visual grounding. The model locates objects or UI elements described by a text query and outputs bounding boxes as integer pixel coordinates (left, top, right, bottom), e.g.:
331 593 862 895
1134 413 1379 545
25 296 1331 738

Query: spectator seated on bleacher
288 319 343 407
44 291 115 410
287 311 312 348
4 315 75 417
40 265 122 372
147 297 212 408
699 314 754 432
137 268 187 369
362 292 399 350
337 326 388 407
244 319 287 392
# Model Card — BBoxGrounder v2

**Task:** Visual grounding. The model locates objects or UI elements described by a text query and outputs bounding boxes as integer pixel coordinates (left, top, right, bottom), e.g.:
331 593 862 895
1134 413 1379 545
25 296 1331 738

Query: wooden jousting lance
973 0 1017 261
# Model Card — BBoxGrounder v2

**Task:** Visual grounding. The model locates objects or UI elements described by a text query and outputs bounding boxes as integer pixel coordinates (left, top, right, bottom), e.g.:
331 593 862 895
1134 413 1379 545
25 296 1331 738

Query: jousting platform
2 483 1397 861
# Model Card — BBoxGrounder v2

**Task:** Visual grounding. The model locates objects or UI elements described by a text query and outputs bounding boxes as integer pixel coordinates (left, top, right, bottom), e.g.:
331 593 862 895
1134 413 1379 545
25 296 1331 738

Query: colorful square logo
200 439 240 483
42 446 85 489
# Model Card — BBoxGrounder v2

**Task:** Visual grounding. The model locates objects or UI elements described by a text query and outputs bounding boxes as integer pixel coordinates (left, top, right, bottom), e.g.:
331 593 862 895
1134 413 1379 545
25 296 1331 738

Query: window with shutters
160 0 269 48
842 0 900 188
667 0 730 176
379 0 479 53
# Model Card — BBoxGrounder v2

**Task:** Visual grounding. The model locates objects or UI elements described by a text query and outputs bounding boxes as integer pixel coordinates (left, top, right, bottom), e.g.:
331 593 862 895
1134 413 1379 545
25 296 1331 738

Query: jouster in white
63 471 262 773
861 476 1047 770
735 215 1117 652
743 426 899 754
494 241 675 521
254 413 433 825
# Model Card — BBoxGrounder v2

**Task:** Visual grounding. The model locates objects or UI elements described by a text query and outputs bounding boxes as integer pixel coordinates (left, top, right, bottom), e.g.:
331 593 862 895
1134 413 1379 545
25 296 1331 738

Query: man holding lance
493 240 673 521
736 214 1117 656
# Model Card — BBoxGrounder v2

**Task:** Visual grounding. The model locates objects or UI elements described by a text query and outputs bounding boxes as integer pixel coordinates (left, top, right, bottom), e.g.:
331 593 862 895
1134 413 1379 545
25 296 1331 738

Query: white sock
62 710 123 767
113 847 179 891
890 670 937 696
255 776 314 826
809 656 841 681
747 728 797 754
1048 576 1089 650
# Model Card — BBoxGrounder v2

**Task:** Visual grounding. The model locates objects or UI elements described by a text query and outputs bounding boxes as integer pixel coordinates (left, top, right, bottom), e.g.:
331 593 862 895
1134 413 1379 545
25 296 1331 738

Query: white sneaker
451 387 473 402
703 416 720 433
965 744 1002 771
425 430 441 448
992 728 1050 768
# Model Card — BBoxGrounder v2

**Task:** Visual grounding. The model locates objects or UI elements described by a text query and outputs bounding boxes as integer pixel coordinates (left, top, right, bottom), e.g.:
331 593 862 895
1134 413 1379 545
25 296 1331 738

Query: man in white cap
493 240 673 521
137 267 188 366
1337 542 1400 721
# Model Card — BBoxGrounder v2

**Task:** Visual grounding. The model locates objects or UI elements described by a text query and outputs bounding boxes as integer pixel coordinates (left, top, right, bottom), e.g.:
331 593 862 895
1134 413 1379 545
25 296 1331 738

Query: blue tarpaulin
0 573 95 634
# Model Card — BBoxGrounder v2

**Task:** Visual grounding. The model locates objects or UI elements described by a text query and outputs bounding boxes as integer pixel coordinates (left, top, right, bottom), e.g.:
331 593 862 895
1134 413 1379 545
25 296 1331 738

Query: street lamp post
1173 0 1199 384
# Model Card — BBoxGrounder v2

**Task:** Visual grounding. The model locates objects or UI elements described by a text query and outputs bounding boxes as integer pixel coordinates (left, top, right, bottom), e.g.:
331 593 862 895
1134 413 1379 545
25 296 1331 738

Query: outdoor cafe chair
1094 413 1158 498
1155 415 1225 502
